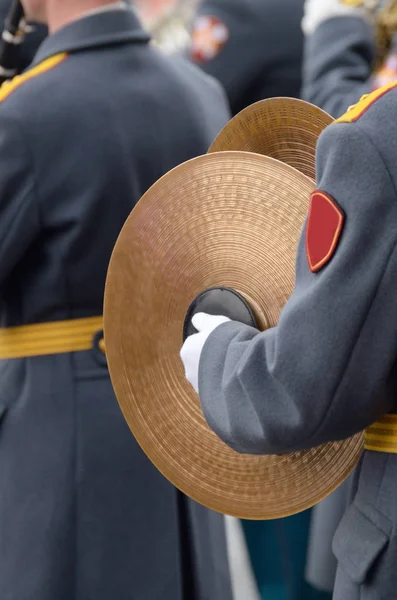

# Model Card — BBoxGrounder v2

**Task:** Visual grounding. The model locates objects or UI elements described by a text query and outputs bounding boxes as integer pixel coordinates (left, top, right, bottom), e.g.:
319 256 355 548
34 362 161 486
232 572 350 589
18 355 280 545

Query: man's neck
47 1 126 34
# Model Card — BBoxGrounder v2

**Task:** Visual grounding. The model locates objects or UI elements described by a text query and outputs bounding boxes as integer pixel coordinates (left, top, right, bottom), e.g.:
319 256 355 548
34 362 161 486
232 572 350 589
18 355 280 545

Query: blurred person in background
302 0 397 117
184 0 305 115
0 1 235 599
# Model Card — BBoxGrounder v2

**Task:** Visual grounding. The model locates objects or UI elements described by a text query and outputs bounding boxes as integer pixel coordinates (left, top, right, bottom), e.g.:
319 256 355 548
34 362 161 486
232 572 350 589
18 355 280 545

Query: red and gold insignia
306 191 345 273
190 15 229 63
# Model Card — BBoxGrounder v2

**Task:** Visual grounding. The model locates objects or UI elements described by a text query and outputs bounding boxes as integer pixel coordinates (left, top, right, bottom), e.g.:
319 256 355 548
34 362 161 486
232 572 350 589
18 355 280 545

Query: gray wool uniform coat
196 81 397 600
302 13 397 593
0 6 233 600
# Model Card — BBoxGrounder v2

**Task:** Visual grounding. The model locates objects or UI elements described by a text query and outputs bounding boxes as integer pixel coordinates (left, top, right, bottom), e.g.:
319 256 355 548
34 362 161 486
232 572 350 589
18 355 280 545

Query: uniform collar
81 2 127 19
32 6 150 66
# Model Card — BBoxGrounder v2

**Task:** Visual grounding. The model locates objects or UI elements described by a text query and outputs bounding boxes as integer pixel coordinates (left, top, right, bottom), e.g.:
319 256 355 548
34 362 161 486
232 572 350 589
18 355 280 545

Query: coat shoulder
335 81 397 124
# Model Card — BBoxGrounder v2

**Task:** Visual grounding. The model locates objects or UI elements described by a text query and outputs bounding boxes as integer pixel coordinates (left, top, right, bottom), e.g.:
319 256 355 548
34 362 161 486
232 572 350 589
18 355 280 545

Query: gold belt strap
364 414 397 454
0 316 103 359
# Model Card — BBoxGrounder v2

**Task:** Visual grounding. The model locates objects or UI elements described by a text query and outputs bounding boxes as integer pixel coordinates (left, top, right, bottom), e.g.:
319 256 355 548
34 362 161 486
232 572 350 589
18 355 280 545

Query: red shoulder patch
306 191 344 273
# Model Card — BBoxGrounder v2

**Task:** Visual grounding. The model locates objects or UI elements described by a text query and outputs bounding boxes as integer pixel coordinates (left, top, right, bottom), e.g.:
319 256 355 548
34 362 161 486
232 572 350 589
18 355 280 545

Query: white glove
302 0 370 36
180 312 230 394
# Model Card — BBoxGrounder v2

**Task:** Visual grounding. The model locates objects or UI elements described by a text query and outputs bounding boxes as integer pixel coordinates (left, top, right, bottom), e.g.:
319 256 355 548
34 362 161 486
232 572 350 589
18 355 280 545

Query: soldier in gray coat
301 0 395 118
181 75 397 599
301 4 397 592
185 0 305 115
0 1 233 599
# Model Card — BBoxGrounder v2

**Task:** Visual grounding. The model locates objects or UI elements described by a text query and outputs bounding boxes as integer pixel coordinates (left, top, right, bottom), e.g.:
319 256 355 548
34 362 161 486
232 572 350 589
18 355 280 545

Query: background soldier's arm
301 0 375 117
302 17 375 117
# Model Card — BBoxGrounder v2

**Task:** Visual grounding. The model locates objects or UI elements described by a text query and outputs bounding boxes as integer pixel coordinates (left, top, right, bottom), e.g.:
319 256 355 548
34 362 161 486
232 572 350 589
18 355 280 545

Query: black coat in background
185 0 305 115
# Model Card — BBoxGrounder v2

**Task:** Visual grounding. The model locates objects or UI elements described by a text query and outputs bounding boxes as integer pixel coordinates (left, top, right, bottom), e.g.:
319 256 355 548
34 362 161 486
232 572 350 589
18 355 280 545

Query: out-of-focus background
135 0 199 54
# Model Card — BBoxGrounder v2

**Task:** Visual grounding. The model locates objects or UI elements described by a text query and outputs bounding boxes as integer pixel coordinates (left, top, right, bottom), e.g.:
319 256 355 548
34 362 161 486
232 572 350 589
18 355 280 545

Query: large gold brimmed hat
103 145 364 519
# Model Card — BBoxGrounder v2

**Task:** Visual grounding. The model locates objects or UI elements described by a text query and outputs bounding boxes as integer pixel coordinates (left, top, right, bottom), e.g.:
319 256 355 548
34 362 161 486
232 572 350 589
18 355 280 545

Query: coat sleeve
198 120 397 455
0 115 39 286
302 17 375 118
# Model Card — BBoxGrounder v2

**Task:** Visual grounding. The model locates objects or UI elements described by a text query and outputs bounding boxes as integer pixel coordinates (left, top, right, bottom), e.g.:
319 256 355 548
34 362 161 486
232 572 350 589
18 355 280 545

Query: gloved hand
180 312 230 394
302 0 370 36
